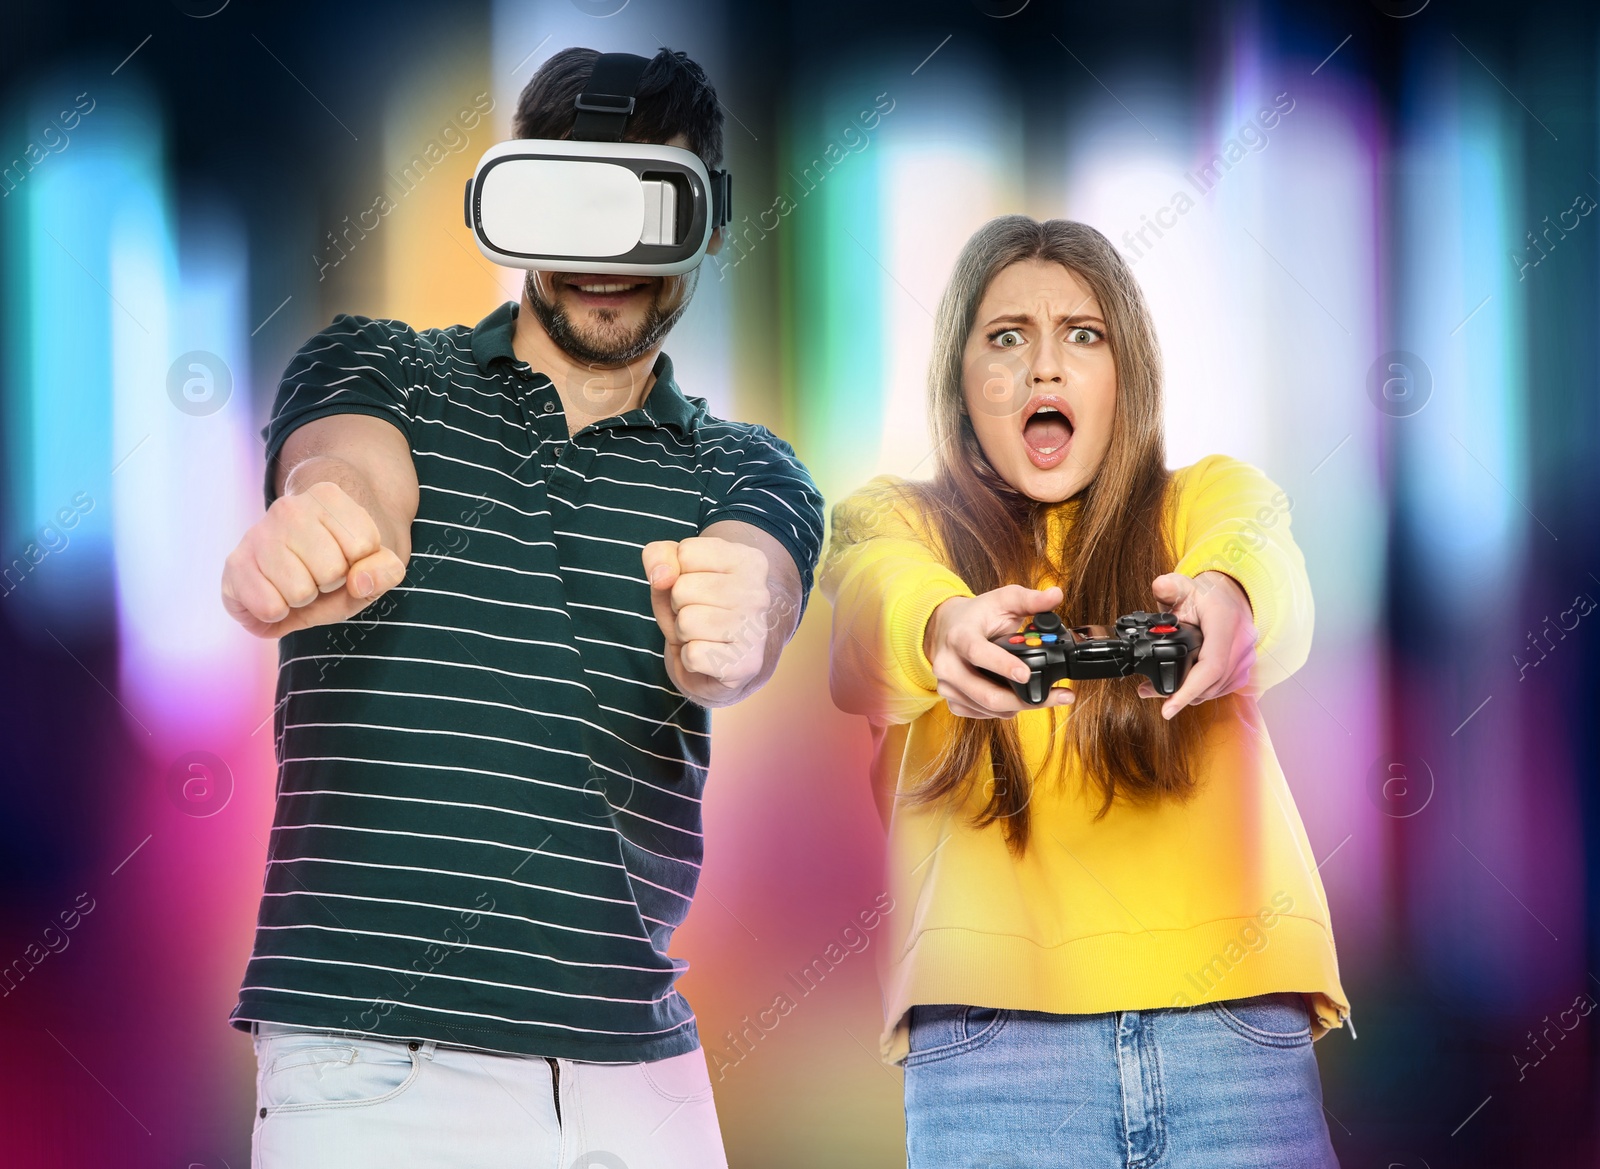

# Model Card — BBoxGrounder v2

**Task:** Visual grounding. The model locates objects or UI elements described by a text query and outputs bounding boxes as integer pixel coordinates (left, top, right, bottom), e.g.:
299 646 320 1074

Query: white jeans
250 1022 729 1169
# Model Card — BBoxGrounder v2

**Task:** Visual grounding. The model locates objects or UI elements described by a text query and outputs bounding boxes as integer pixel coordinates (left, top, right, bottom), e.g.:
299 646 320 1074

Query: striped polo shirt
229 301 823 1063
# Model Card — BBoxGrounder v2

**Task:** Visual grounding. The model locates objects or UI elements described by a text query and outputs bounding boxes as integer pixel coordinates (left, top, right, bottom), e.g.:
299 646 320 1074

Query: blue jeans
903 993 1338 1168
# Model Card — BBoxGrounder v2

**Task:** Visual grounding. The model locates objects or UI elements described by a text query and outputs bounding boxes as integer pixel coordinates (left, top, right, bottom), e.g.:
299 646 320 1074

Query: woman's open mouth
1020 395 1074 469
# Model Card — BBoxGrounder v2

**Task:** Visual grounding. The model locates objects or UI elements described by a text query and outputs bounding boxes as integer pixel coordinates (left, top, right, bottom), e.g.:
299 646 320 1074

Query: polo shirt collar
470 300 699 434
632 355 698 434
470 300 521 371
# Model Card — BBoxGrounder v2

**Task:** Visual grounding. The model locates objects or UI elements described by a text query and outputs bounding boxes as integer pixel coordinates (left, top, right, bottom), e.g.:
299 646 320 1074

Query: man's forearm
751 560 804 692
699 519 805 706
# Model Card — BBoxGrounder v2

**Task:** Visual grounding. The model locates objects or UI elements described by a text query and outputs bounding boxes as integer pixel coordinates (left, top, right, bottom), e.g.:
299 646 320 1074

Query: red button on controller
1150 624 1177 634
1008 635 1025 644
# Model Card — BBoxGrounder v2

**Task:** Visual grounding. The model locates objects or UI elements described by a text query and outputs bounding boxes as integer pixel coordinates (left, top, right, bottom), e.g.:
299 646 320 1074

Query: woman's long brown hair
899 215 1214 853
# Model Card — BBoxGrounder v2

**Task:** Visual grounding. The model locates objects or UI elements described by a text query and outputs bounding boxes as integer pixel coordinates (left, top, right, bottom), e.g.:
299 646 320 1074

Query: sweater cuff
887 573 974 694
1175 537 1279 657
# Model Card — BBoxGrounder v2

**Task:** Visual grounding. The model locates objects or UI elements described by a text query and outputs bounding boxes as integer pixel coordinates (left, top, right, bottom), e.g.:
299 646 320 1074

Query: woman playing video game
820 216 1348 1167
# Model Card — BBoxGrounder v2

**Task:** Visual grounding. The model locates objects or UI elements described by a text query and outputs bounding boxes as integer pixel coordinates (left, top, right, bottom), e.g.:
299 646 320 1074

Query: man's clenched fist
222 480 407 639
643 536 774 704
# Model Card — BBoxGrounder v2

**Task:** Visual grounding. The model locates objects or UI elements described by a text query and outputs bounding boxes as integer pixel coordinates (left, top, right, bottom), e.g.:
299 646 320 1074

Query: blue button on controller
1040 634 1057 643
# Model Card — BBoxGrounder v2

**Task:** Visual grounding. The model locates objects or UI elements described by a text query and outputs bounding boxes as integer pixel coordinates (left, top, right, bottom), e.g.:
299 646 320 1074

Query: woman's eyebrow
980 312 1107 329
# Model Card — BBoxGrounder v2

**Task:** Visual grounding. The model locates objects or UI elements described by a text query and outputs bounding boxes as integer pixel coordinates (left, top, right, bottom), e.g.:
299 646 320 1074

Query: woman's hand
923 585 1075 719
1140 571 1258 718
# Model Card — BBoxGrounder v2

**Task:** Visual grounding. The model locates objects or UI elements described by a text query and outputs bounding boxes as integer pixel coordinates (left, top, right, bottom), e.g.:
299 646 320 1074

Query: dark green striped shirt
229 301 823 1062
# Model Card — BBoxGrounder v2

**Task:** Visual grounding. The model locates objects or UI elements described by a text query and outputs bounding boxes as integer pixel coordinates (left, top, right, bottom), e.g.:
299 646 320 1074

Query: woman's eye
1066 326 1100 344
994 329 1024 348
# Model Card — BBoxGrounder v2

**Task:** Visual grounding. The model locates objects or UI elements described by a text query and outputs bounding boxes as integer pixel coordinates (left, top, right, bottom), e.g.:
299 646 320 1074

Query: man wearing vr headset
221 48 822 1168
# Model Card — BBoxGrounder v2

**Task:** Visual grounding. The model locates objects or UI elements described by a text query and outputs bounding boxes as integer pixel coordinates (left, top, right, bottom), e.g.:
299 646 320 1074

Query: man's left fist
642 536 773 702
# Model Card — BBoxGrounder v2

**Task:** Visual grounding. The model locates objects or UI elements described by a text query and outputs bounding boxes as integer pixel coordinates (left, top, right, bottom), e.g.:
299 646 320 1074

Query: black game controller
982 611 1203 705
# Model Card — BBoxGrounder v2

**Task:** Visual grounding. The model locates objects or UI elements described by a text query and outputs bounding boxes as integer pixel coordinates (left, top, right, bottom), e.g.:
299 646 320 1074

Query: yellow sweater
819 455 1349 1063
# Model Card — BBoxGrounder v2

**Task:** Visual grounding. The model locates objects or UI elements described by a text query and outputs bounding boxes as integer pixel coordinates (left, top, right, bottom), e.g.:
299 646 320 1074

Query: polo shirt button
542 401 555 414
553 444 566 457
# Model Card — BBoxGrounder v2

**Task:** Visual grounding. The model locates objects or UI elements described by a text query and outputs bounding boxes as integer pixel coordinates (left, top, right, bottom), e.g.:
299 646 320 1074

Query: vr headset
464 52 732 276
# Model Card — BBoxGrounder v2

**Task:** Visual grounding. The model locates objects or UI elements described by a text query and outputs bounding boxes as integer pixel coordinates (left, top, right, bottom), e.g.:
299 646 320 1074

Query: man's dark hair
513 47 725 172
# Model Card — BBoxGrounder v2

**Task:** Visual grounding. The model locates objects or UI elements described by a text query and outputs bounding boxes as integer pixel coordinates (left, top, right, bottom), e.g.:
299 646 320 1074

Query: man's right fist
221 480 407 639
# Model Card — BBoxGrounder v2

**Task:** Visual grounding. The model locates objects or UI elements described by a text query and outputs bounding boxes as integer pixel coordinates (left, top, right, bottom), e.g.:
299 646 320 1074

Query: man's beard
524 271 696 367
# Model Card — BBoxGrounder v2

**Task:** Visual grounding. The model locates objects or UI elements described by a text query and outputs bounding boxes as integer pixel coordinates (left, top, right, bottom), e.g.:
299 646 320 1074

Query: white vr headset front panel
466 140 714 276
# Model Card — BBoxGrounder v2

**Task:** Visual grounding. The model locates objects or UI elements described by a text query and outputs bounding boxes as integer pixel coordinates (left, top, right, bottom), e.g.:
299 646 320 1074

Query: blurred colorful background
1 0 1596 1164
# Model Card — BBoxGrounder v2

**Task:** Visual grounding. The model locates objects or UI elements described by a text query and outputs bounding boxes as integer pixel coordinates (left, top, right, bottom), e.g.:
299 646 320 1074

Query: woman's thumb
1151 573 1188 605
995 583 1061 618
